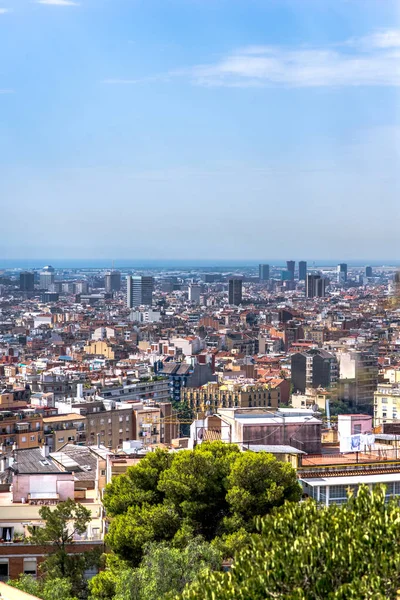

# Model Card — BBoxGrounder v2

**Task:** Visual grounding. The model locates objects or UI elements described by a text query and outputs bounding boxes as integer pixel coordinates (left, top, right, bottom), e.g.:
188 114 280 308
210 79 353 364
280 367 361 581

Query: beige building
374 383 400 426
43 413 86 452
291 388 332 411
83 340 115 360
182 381 280 418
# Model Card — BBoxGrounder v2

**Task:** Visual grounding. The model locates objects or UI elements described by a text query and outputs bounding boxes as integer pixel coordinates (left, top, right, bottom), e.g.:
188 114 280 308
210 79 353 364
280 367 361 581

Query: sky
1 0 400 262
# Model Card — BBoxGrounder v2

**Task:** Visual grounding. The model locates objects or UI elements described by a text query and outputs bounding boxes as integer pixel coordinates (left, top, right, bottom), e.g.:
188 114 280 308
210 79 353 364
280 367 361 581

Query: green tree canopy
103 442 301 566
103 449 173 517
9 575 79 600
180 485 400 600
89 538 221 600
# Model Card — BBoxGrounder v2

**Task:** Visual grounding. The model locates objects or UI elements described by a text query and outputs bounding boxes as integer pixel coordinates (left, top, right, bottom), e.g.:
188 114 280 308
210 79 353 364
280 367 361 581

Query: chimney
97 433 101 448
41 445 49 458
77 383 84 399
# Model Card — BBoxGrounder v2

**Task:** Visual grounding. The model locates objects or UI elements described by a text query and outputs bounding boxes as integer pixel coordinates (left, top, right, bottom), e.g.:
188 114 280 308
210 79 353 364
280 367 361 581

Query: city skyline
1 0 400 259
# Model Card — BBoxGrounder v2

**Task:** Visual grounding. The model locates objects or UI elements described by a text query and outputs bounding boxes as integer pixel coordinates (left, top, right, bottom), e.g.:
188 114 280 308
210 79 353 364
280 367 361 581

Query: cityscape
2 0 400 597
0 258 400 597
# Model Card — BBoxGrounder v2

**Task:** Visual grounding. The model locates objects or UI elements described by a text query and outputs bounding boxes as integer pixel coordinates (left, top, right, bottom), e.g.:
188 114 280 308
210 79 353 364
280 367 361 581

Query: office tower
19 271 34 292
228 278 243 305
337 263 348 284
291 349 338 393
74 281 89 294
39 265 55 290
338 350 378 411
306 274 327 298
299 261 307 281
286 260 295 281
126 276 154 308
105 270 121 293
259 264 270 282
365 266 373 278
188 284 201 304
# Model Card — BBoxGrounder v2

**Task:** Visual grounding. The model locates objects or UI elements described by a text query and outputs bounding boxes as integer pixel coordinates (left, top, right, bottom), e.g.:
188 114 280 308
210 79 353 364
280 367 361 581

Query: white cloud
0 8 10 13
105 28 400 88
0 89 14 94
36 0 79 5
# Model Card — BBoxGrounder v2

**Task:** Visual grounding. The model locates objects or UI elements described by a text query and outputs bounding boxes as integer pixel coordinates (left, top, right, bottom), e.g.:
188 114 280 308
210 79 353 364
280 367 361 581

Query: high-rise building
126 276 154 308
105 270 121 293
39 265 55 290
338 351 378 412
259 264 270 282
291 349 338 393
19 271 34 292
365 266 373 278
188 284 201 304
306 274 327 298
228 278 243 305
299 261 307 281
286 260 295 281
337 263 348 284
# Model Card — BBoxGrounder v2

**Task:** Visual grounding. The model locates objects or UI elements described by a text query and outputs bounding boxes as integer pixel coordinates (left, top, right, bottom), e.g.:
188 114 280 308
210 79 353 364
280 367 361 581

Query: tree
9 575 79 600
104 442 300 563
103 449 173 517
224 451 302 530
89 538 221 600
171 400 194 437
105 503 181 565
158 443 239 539
180 485 400 600
27 498 100 597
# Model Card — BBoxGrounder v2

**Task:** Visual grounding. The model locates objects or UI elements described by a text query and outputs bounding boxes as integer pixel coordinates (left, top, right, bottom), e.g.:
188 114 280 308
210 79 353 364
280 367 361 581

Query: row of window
0 558 36 580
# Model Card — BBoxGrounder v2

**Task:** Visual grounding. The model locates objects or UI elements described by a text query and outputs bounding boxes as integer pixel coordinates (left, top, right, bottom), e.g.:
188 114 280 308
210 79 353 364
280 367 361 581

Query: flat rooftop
300 472 400 487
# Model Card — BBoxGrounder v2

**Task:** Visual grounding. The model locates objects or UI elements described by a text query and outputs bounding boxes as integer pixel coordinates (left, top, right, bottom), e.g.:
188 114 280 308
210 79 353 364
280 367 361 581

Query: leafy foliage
26 498 100 598
103 442 301 568
89 538 221 600
9 575 79 600
180 485 400 600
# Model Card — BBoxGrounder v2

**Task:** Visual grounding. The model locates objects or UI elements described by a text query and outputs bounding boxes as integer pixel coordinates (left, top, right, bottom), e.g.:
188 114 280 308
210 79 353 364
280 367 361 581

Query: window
21 436 26 443
119 417 123 422
100 419 104 425
24 558 37 576
119 428 123 433
353 424 362 434
0 527 13 541
108 418 112 424
58 437 64 443
0 559 9 581
100 469 106 476
126 416 130 421
30 435 36 441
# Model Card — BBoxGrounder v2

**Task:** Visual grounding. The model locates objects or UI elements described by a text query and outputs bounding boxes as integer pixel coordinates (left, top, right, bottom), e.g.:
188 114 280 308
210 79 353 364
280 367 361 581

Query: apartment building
182 381 280 417
338 350 378 411
0 412 42 450
374 383 400 426
43 413 86 452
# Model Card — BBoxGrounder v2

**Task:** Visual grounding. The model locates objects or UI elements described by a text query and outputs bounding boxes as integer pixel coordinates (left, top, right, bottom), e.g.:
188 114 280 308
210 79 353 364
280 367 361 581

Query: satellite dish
312 404 319 412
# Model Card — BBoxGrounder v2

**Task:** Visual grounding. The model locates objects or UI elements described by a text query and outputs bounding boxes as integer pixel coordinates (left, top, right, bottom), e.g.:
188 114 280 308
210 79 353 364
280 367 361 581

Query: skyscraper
188 284 201 304
259 264 270 282
126 276 154 308
228 278 243 305
286 260 295 281
39 265 55 290
299 261 307 281
337 263 348 284
365 266 373 278
306 274 327 298
105 270 121 293
19 271 34 292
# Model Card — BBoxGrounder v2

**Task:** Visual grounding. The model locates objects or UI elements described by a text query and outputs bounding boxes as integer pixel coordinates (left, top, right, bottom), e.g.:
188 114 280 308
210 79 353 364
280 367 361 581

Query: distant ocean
1 259 400 270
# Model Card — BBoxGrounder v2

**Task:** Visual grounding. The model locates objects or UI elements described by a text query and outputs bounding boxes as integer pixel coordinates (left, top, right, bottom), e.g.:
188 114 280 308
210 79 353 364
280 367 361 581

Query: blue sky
0 0 399 261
